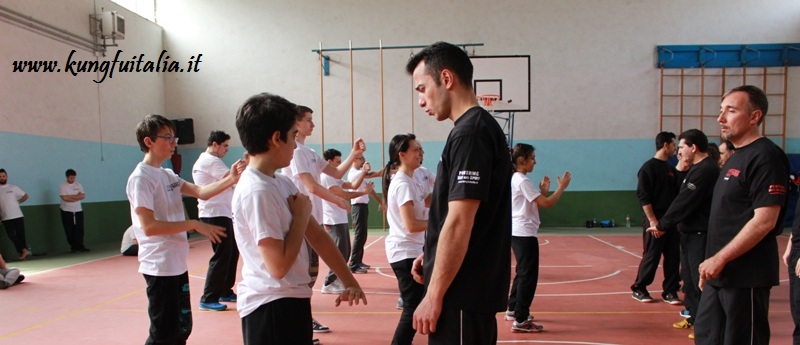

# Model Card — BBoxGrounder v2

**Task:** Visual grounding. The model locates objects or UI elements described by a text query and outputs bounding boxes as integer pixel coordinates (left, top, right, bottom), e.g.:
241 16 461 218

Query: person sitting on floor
121 225 138 256
0 254 25 289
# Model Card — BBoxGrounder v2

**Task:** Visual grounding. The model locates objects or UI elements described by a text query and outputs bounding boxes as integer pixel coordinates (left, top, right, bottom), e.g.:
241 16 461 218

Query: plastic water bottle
625 214 631 228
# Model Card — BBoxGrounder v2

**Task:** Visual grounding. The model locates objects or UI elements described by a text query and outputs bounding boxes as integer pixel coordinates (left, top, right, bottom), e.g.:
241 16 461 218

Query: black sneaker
350 267 367 274
312 319 330 333
632 290 654 303
663 293 683 305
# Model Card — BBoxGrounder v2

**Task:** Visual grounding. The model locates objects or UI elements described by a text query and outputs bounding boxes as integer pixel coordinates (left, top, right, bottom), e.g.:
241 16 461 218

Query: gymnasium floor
0 228 793 345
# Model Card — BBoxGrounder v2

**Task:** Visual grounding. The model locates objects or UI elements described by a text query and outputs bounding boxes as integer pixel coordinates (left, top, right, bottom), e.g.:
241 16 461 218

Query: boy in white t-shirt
319 148 373 294
281 105 365 333
233 93 366 344
60 169 88 253
126 114 245 345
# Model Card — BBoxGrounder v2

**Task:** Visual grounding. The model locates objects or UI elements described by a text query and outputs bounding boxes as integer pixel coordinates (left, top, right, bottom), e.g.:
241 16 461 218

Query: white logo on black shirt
457 170 480 184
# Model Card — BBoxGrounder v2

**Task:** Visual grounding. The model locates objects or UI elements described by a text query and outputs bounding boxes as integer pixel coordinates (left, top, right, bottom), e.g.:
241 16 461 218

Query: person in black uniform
405 42 512 344
784 198 800 345
631 132 681 304
695 85 790 345
646 129 719 338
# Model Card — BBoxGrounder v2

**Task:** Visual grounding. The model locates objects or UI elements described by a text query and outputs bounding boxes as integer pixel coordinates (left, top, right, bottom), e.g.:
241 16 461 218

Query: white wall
0 0 166 202
159 0 800 147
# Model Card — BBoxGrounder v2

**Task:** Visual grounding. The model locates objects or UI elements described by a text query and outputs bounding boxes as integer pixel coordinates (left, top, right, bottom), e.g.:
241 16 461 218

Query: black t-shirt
657 156 720 233
424 106 512 313
636 158 679 218
707 137 790 288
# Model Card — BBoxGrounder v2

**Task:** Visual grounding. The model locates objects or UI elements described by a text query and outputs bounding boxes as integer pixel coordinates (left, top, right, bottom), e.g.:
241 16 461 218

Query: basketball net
477 94 500 113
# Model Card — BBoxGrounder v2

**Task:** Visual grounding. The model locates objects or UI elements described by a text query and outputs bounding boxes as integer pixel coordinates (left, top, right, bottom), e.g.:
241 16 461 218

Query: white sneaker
321 280 345 294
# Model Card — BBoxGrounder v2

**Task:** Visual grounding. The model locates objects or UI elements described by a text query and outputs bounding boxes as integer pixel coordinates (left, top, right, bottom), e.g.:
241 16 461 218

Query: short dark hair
720 140 735 152
511 143 535 171
236 93 297 155
65 169 77 177
296 105 313 121
135 114 175 153
323 148 342 162
207 130 231 147
723 85 769 125
678 129 708 153
655 131 676 151
0 169 6 175
406 42 473 88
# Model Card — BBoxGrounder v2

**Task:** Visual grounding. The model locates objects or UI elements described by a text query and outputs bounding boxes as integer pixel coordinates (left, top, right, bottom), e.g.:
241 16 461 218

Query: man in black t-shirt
406 42 512 344
646 129 719 338
783 197 800 345
695 85 789 345
631 132 681 304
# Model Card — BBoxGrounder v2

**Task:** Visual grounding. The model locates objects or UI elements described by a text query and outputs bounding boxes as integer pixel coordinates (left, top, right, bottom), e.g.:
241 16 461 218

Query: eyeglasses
153 135 179 144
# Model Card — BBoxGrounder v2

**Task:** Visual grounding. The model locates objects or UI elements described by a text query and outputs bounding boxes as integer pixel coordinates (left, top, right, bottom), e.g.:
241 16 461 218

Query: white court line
536 290 642 297
363 235 384 249
375 266 396 279
538 270 621 285
540 239 550 246
589 235 641 259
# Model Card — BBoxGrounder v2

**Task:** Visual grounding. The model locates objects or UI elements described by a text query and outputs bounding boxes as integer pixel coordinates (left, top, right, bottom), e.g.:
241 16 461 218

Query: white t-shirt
511 172 542 237
192 152 234 218
282 142 328 223
0 184 26 220
413 167 436 219
347 166 369 205
413 166 436 194
60 181 84 212
120 225 137 253
233 167 312 318
321 174 348 225
126 162 189 276
385 172 426 263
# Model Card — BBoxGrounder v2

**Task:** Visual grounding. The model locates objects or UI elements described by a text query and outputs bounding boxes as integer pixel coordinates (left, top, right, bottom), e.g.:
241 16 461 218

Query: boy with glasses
126 114 245 344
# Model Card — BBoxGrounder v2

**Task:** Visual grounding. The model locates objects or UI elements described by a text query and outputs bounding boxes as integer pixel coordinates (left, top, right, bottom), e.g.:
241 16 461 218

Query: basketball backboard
470 55 530 113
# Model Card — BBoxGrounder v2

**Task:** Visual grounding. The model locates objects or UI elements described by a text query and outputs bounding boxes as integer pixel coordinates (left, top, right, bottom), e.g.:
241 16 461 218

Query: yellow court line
1 266 210 340
0 288 146 340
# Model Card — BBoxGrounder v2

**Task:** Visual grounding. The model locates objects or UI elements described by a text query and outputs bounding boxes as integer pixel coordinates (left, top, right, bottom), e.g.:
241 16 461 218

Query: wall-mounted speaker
171 118 194 145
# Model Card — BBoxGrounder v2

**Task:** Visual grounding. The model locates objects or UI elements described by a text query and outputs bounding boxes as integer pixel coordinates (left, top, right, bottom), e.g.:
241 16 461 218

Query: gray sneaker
511 319 543 333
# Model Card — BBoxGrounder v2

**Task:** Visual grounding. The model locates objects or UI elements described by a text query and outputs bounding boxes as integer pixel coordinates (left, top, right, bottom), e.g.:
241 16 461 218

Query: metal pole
350 40 355 144
319 42 325 151
380 40 386 230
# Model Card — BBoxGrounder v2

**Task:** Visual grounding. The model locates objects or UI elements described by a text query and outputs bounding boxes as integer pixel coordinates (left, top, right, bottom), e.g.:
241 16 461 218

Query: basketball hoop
477 94 500 112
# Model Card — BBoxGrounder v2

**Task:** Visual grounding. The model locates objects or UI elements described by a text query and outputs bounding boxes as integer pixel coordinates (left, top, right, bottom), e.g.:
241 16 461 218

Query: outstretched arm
181 159 246 200
299 173 349 211
135 207 226 243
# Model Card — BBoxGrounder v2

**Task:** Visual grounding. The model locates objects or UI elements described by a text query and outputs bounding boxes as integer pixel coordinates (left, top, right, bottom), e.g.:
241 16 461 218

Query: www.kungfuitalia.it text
10 50 204 83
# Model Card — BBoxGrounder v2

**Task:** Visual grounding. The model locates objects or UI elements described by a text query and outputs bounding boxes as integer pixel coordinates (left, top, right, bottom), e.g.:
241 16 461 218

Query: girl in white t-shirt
383 133 427 345
506 143 571 333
